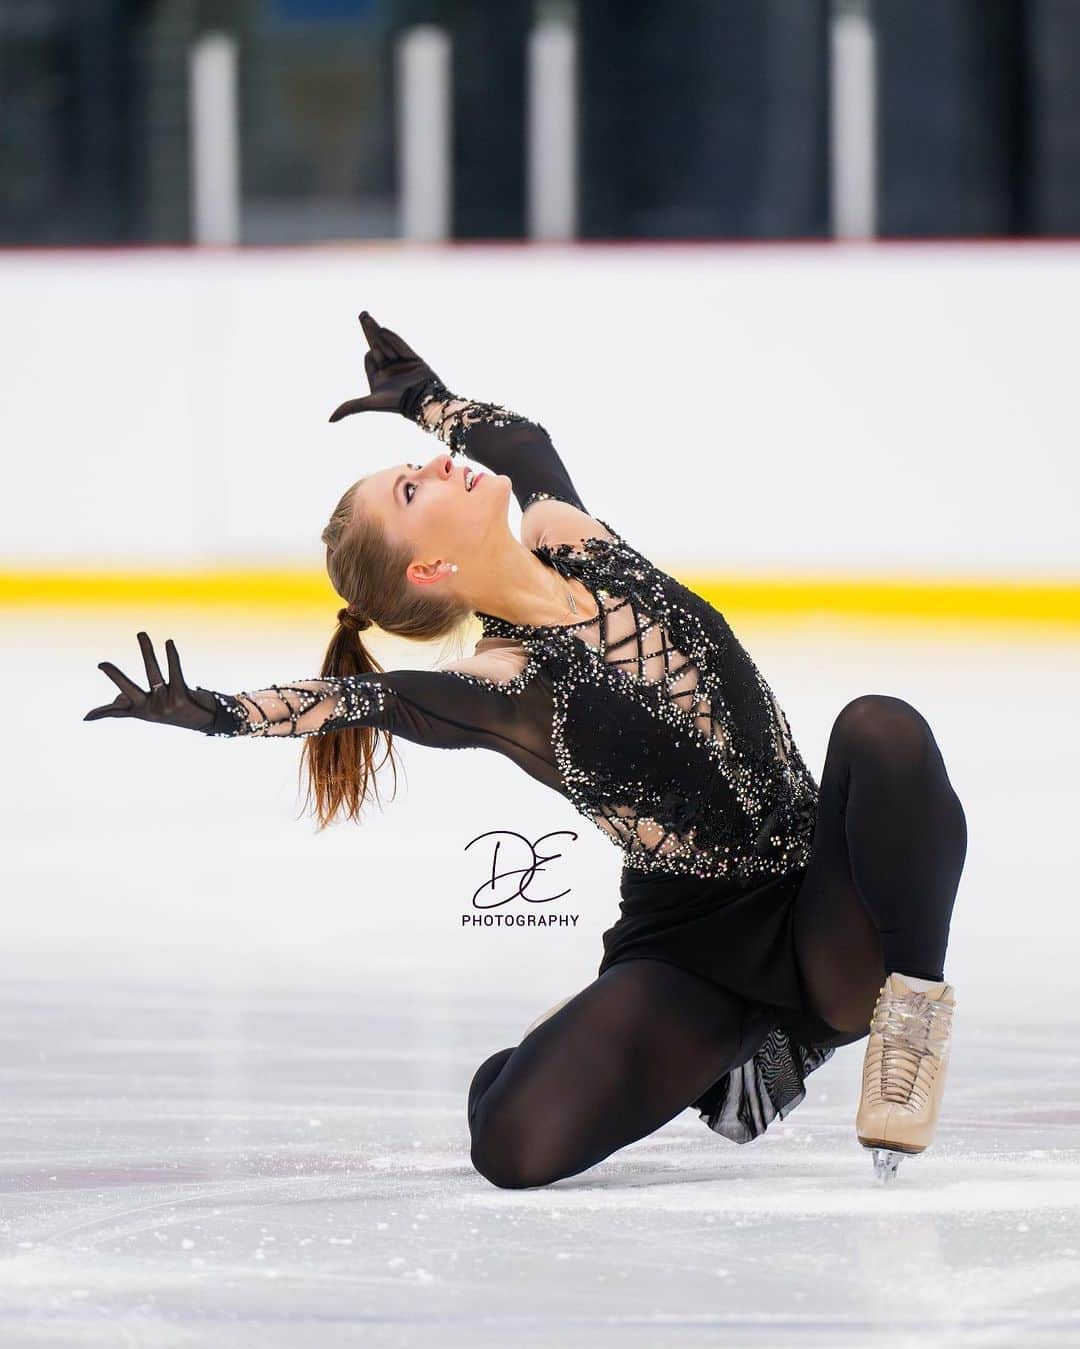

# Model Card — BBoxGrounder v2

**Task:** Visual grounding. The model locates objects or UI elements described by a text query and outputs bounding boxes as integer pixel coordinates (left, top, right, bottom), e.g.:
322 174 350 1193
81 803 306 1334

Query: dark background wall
579 0 830 239
4 0 1080 244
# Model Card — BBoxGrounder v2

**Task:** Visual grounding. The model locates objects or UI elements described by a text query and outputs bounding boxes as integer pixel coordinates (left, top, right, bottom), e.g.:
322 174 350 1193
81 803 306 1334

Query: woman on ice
85 312 968 1188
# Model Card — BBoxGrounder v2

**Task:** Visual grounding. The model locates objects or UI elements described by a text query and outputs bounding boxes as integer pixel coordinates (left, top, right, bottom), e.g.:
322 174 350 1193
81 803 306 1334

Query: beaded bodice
469 508 819 881
203 384 820 883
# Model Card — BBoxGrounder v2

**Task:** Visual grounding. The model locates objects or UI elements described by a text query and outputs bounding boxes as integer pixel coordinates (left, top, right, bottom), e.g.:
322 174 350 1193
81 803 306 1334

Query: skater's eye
403 464 422 504
398 464 422 505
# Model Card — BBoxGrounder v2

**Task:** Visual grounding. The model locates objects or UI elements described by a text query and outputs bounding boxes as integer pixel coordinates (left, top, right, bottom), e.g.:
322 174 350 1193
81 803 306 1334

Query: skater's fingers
137 630 165 689
379 326 421 362
164 638 188 690
328 395 383 422
83 699 131 721
357 313 387 368
96 660 147 705
359 312 395 365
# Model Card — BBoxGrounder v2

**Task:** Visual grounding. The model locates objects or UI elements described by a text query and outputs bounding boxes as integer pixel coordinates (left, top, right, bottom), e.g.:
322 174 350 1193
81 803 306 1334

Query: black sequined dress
202 382 842 1146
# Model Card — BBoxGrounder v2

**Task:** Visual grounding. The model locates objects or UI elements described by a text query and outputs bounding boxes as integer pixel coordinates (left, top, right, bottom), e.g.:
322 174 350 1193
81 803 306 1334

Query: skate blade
858 1137 925 1185
857 1138 928 1183
867 1147 906 1183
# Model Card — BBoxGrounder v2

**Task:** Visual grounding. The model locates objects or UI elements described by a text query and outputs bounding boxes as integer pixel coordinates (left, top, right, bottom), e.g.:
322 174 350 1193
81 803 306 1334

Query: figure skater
84 311 968 1187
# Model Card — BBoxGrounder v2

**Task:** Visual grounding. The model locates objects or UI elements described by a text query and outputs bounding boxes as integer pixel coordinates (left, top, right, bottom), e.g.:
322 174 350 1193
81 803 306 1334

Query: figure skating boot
856 972 956 1184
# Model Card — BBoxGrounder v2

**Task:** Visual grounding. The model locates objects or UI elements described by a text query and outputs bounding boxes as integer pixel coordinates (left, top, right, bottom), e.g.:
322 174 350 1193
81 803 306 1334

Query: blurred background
7 0 1080 245
2 6 1080 1341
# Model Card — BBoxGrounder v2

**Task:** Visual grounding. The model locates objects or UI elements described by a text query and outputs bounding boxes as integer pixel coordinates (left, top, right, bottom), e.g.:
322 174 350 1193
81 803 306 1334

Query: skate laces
869 989 954 1110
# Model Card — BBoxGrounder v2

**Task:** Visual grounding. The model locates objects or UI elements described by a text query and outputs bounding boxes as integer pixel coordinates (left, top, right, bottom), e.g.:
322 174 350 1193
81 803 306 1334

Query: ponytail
298 615 402 831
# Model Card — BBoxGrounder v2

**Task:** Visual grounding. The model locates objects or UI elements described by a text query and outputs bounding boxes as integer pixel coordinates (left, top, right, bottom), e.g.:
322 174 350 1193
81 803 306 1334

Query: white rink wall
2 241 1078 578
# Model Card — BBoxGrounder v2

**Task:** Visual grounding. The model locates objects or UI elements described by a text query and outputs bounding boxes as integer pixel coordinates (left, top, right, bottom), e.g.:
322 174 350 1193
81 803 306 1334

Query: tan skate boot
856 972 956 1184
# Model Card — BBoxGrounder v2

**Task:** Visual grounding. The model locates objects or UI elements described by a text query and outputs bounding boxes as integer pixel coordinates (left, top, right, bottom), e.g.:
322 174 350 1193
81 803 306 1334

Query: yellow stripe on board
685 572 1080 631
2 568 1079 633
0 569 340 609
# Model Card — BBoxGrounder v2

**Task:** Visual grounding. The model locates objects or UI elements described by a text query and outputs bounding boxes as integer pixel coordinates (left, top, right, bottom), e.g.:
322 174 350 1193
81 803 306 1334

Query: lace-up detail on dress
471 522 819 882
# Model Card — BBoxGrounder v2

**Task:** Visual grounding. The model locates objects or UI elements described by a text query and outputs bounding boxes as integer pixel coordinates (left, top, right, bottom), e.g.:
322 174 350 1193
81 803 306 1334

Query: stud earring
449 563 459 573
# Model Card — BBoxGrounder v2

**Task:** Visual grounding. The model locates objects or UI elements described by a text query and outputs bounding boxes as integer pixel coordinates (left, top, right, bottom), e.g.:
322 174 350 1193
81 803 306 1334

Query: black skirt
597 863 853 1145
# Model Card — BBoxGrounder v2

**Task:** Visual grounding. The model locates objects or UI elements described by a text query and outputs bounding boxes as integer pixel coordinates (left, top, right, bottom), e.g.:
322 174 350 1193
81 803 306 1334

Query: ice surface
2 614 1078 1346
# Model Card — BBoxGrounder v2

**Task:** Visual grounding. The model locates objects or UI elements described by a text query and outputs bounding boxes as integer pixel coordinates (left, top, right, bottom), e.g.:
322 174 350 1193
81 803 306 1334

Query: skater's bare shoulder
520 498 616 553
437 637 529 684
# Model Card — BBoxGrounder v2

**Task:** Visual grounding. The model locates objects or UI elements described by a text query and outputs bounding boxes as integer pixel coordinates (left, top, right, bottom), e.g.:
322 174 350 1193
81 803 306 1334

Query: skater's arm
328 312 590 515
85 633 548 765
201 666 540 757
414 390 625 553
411 383 589 515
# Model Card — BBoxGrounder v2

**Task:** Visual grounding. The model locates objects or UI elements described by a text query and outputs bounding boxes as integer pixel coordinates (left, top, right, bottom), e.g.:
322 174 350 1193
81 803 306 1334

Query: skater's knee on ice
469 1105 570 1190
470 1133 562 1191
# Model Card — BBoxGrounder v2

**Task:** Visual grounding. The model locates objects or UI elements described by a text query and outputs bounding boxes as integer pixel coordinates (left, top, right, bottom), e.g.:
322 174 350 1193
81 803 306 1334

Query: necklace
539 548 583 618
551 569 591 620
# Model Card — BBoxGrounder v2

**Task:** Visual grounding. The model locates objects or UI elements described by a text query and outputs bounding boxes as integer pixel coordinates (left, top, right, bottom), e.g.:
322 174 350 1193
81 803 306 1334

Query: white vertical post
189 32 241 246
830 0 877 240
396 26 452 242
527 20 578 240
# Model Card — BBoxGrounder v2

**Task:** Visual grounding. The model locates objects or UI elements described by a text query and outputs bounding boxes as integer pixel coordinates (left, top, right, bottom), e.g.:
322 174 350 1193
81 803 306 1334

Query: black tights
467 695 968 1189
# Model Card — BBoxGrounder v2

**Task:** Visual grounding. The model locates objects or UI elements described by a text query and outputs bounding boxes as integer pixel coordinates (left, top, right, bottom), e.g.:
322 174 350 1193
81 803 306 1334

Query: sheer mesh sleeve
406 377 588 515
200 663 561 790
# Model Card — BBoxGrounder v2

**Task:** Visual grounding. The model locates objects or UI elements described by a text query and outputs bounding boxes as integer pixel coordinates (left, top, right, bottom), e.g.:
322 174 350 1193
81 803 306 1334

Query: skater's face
350 452 512 593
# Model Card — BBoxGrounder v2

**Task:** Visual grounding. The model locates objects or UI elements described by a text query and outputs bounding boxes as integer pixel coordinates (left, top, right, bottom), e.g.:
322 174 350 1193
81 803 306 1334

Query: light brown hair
300 476 471 830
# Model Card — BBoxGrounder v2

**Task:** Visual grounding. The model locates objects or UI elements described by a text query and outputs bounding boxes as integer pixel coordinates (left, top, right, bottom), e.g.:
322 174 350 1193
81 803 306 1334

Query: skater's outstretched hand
328 311 444 424
83 631 218 732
